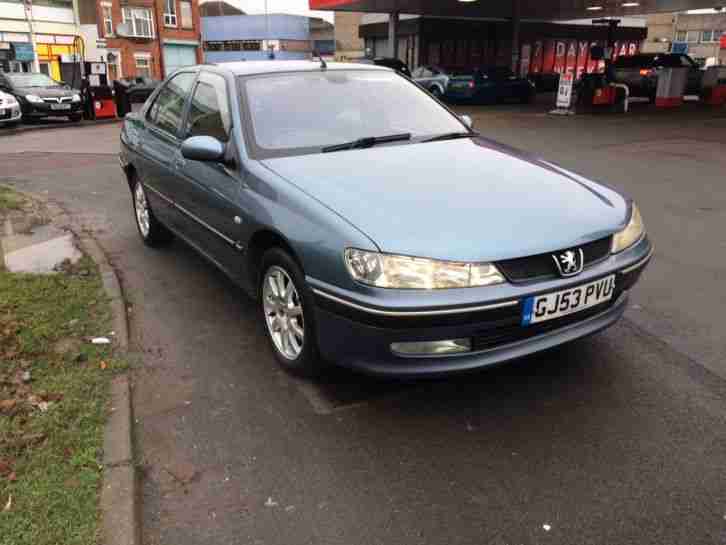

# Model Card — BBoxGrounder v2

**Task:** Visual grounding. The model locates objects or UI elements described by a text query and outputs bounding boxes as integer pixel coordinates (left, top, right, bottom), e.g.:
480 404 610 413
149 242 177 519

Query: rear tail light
639 68 654 76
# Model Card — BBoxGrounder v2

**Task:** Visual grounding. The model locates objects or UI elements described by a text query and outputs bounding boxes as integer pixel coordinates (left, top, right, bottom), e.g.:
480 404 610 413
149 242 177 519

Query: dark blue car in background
120 61 652 378
413 66 536 104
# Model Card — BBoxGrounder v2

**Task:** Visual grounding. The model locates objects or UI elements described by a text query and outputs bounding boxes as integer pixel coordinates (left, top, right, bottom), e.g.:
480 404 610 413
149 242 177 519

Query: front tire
132 179 173 247
259 248 325 377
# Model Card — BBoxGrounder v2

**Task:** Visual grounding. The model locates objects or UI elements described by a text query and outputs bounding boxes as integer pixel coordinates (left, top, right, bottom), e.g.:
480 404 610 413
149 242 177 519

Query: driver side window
185 72 231 143
147 72 197 136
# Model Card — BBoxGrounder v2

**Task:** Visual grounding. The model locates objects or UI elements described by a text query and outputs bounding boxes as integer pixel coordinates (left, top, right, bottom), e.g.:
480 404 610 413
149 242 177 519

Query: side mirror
181 136 225 162
460 115 473 129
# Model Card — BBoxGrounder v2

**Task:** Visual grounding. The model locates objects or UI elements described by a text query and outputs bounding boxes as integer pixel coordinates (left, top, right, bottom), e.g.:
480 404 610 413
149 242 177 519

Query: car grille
471 284 624 351
42 96 73 104
496 236 612 283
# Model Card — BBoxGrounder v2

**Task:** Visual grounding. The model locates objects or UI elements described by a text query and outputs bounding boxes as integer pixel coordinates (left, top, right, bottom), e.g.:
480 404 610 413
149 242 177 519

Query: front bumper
0 105 22 124
21 101 83 118
309 237 652 377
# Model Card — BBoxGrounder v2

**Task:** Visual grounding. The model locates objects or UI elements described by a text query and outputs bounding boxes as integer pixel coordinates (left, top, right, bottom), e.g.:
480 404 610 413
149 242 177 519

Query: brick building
78 0 202 81
333 11 364 61
642 11 726 66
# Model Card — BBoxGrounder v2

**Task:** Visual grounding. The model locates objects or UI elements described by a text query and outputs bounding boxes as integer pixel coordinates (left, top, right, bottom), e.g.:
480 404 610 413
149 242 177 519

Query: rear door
136 71 197 227
173 71 247 279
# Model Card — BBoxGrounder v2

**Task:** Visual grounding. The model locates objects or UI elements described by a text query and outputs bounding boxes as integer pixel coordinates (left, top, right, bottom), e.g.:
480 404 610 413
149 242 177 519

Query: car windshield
5 73 61 87
240 70 466 158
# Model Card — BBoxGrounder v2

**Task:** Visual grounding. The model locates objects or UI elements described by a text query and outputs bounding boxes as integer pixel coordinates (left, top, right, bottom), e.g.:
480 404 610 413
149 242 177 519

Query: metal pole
23 0 41 72
388 11 399 59
511 0 520 75
265 0 273 59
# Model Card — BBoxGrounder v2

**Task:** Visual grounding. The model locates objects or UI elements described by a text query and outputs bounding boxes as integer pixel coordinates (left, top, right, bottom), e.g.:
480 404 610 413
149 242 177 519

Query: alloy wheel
262 266 305 360
134 183 150 238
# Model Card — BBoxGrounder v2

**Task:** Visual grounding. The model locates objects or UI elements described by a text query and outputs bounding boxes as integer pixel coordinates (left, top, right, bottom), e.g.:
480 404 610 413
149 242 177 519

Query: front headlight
612 203 645 253
344 249 505 289
25 94 43 103
71 94 81 102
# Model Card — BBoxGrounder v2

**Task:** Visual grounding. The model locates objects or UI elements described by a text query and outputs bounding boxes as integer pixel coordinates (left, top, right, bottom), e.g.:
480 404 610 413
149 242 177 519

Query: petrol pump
81 61 116 120
575 19 629 113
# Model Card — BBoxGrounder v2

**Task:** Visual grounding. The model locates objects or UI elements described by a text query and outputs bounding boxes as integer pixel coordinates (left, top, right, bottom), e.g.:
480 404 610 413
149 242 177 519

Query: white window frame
107 49 122 80
164 0 177 27
122 7 155 39
101 2 114 37
702 30 722 43
134 53 152 78
180 0 193 29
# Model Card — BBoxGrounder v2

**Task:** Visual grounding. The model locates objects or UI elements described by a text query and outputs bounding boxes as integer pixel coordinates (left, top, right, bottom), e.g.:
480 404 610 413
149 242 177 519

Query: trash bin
114 77 160 118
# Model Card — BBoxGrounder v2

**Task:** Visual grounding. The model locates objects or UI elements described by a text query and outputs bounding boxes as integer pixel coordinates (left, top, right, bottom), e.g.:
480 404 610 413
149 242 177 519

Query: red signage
553 40 566 73
720 34 726 49
309 0 352 7
565 41 578 73
576 41 589 78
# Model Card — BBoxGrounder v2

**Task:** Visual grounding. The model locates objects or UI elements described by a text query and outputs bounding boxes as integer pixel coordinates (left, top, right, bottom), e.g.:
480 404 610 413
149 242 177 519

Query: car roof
208 60 391 76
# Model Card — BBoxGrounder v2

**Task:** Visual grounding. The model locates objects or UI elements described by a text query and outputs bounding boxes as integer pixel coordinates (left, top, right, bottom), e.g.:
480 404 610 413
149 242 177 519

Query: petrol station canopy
309 0 722 19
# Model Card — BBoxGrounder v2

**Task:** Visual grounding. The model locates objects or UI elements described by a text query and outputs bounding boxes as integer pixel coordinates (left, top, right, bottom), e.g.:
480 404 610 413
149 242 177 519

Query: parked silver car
412 65 449 98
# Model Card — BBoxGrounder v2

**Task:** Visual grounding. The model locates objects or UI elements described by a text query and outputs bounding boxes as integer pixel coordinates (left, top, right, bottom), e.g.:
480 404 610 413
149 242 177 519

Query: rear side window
147 72 196 136
185 72 231 143
614 55 655 68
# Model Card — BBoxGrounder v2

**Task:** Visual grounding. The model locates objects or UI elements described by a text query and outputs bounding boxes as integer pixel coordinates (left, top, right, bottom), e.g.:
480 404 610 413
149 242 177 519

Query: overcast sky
203 0 335 22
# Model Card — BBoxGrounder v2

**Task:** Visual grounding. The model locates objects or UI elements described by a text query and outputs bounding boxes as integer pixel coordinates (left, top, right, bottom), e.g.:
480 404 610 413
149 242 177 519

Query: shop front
0 39 35 73
34 35 82 85
361 18 645 88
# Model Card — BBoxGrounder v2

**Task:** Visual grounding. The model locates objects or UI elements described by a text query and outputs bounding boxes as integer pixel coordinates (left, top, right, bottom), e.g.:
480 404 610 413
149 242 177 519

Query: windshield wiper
322 133 411 153
421 131 479 143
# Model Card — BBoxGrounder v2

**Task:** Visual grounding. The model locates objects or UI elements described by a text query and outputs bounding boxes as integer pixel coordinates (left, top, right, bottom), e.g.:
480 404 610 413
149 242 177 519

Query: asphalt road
1 111 725 545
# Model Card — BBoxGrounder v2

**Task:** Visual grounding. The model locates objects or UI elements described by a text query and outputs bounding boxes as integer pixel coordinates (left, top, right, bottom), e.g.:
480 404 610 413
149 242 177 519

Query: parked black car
612 53 702 101
0 72 83 122
353 57 412 77
442 67 536 104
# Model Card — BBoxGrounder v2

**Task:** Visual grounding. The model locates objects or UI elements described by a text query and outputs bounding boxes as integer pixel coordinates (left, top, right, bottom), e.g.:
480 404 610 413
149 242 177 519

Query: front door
137 71 197 228
173 71 247 280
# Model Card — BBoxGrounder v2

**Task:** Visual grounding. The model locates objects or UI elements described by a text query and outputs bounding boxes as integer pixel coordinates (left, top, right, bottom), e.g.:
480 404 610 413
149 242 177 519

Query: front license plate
51 103 70 110
522 275 615 326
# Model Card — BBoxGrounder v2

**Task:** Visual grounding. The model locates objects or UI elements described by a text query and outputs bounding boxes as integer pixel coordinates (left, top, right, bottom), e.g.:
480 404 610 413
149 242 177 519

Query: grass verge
0 253 127 545
0 187 25 214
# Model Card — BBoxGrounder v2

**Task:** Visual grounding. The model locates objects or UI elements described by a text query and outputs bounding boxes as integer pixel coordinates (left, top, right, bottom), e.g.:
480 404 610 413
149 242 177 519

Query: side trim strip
143 183 174 205
620 247 654 274
142 183 243 251
175 202 239 248
312 288 519 317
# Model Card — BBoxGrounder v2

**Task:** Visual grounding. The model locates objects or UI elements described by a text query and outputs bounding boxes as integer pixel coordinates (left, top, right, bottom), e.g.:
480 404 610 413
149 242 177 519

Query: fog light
391 339 471 356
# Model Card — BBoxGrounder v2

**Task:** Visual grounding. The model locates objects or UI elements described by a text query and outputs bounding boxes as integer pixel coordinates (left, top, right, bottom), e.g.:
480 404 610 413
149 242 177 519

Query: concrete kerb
2 187 138 545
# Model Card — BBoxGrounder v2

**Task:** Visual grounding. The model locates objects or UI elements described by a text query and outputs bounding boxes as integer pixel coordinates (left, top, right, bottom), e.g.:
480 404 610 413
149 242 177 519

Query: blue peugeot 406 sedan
119 61 652 378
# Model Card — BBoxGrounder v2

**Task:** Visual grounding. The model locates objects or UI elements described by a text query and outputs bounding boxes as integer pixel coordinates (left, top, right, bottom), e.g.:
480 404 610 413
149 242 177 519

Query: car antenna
312 50 327 70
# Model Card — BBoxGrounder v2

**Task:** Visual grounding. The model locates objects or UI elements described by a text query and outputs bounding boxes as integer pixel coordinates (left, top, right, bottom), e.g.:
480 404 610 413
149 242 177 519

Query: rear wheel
259 248 325 377
132 179 173 247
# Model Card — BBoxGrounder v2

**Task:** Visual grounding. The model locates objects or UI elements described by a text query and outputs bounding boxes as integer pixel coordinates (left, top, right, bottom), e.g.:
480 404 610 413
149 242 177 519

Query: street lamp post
23 0 41 72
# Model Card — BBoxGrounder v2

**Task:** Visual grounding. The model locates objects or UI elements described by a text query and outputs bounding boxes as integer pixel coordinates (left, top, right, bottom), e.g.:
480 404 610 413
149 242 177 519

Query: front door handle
173 156 186 170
